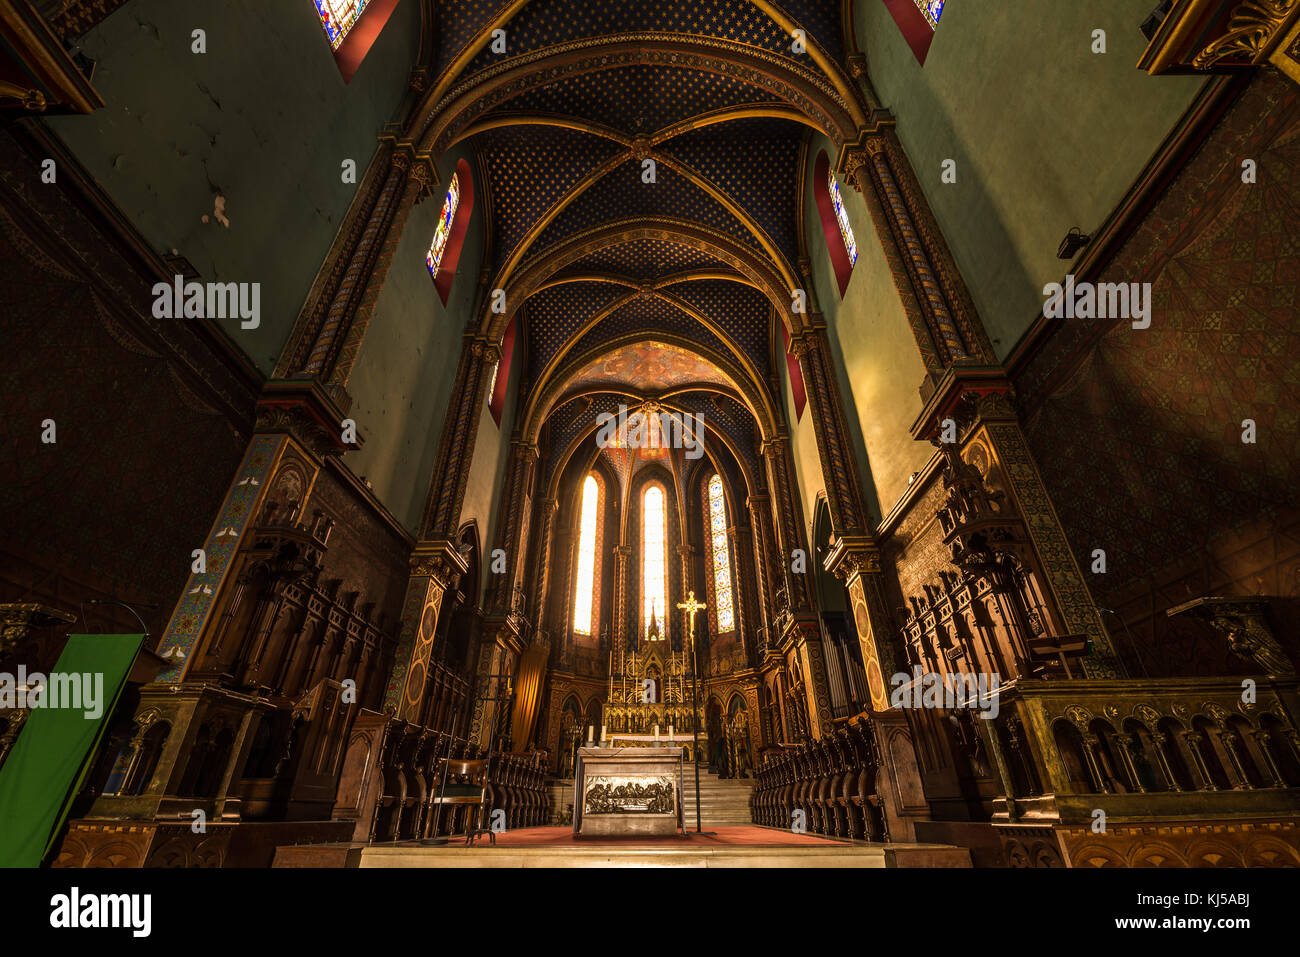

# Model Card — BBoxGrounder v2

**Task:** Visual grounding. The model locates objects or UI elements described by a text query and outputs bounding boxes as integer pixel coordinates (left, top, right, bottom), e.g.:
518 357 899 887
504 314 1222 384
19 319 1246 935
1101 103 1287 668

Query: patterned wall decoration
524 281 631 382
780 0 844 62
432 0 512 79
1016 71 1300 675
542 392 628 491
0 129 254 641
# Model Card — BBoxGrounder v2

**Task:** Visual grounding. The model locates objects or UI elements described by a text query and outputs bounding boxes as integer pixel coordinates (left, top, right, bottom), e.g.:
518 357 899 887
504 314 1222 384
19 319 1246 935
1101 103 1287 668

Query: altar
572 746 685 837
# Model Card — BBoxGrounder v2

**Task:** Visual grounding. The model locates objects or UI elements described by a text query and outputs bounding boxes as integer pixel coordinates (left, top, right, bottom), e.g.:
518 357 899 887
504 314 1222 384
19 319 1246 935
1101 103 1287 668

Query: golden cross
677 590 707 647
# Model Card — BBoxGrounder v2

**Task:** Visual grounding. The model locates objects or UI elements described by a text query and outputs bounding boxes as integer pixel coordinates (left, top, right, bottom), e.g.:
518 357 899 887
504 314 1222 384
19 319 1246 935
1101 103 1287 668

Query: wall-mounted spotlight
1057 227 1092 260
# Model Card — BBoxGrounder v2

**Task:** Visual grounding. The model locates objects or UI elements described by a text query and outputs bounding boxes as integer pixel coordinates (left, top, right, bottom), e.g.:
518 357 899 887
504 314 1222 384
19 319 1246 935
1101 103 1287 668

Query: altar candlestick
587 725 594 745
600 724 606 744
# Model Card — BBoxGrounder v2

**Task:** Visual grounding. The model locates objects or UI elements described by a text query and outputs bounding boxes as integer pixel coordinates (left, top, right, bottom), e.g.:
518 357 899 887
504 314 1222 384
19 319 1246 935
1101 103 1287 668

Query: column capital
822 535 883 583
910 363 1017 443
255 378 360 457
408 539 471 584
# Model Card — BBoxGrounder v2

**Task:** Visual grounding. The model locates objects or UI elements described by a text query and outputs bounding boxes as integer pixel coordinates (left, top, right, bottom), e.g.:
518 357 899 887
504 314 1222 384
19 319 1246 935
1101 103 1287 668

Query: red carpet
471 825 848 847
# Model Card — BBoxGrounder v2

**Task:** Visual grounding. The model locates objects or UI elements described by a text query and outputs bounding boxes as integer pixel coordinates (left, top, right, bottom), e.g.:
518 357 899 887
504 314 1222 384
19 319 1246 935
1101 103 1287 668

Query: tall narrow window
315 0 372 50
828 171 857 267
814 152 856 297
427 173 461 278
707 475 735 633
572 475 600 636
642 485 667 641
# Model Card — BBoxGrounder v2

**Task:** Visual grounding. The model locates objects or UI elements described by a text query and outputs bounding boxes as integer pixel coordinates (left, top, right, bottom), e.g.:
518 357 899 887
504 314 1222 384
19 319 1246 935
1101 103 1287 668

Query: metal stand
677 591 714 836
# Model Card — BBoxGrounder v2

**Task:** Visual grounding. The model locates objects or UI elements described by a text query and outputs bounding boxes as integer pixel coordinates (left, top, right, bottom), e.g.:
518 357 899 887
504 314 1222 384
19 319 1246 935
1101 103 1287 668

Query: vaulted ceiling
414 0 868 483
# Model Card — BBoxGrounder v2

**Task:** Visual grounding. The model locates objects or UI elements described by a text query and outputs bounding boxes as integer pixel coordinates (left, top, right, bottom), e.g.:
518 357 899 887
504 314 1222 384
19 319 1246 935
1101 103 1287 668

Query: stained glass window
828 170 858 266
426 173 461 278
708 474 735 632
572 475 599 636
643 485 667 641
914 0 945 30
315 0 372 50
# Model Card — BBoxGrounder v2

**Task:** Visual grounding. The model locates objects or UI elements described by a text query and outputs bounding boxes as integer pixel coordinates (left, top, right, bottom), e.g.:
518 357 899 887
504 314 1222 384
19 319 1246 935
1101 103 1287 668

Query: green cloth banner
0 634 143 867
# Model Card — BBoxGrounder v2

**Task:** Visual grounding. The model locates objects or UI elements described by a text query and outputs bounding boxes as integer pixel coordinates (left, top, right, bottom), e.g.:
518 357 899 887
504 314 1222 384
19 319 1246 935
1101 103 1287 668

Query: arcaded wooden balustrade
983 676 1300 825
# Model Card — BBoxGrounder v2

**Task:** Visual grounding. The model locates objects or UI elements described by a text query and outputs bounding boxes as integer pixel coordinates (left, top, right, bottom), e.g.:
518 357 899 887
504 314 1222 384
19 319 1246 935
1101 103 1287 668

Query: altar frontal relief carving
583 776 676 815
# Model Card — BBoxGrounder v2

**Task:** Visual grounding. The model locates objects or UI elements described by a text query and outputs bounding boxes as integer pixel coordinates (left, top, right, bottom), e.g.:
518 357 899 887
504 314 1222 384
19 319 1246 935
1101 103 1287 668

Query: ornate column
727 523 757 657
746 493 778 645
280 136 437 405
381 542 469 721
487 438 539 617
759 435 811 614
530 498 560 627
611 544 633 648
419 336 500 540
842 131 994 374
789 320 867 535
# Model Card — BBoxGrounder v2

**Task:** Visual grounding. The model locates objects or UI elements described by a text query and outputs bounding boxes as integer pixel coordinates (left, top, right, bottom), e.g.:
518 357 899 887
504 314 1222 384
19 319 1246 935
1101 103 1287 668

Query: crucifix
676 590 710 834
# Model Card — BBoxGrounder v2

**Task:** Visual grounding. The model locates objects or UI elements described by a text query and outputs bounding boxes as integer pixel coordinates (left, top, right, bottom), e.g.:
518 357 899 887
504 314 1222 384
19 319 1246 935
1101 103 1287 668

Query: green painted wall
856 0 1203 355
48 0 420 371
796 133 935 530
346 145 487 534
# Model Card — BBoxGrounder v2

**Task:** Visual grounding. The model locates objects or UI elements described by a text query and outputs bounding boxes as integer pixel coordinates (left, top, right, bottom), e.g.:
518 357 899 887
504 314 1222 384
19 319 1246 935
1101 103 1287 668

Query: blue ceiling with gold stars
429 0 857 479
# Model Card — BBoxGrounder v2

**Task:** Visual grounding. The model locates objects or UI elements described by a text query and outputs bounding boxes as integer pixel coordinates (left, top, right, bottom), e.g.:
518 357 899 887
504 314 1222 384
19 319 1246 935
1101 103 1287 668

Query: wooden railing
750 719 887 841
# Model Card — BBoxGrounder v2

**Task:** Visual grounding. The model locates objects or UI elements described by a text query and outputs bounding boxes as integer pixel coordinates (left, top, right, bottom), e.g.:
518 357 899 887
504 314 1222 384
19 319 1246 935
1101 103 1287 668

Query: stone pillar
727 523 756 655
843 133 994 373
746 493 778 645
759 436 811 613
291 139 437 400
419 337 500 540
789 323 868 535
487 438 539 617
531 498 559 628
611 544 633 648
